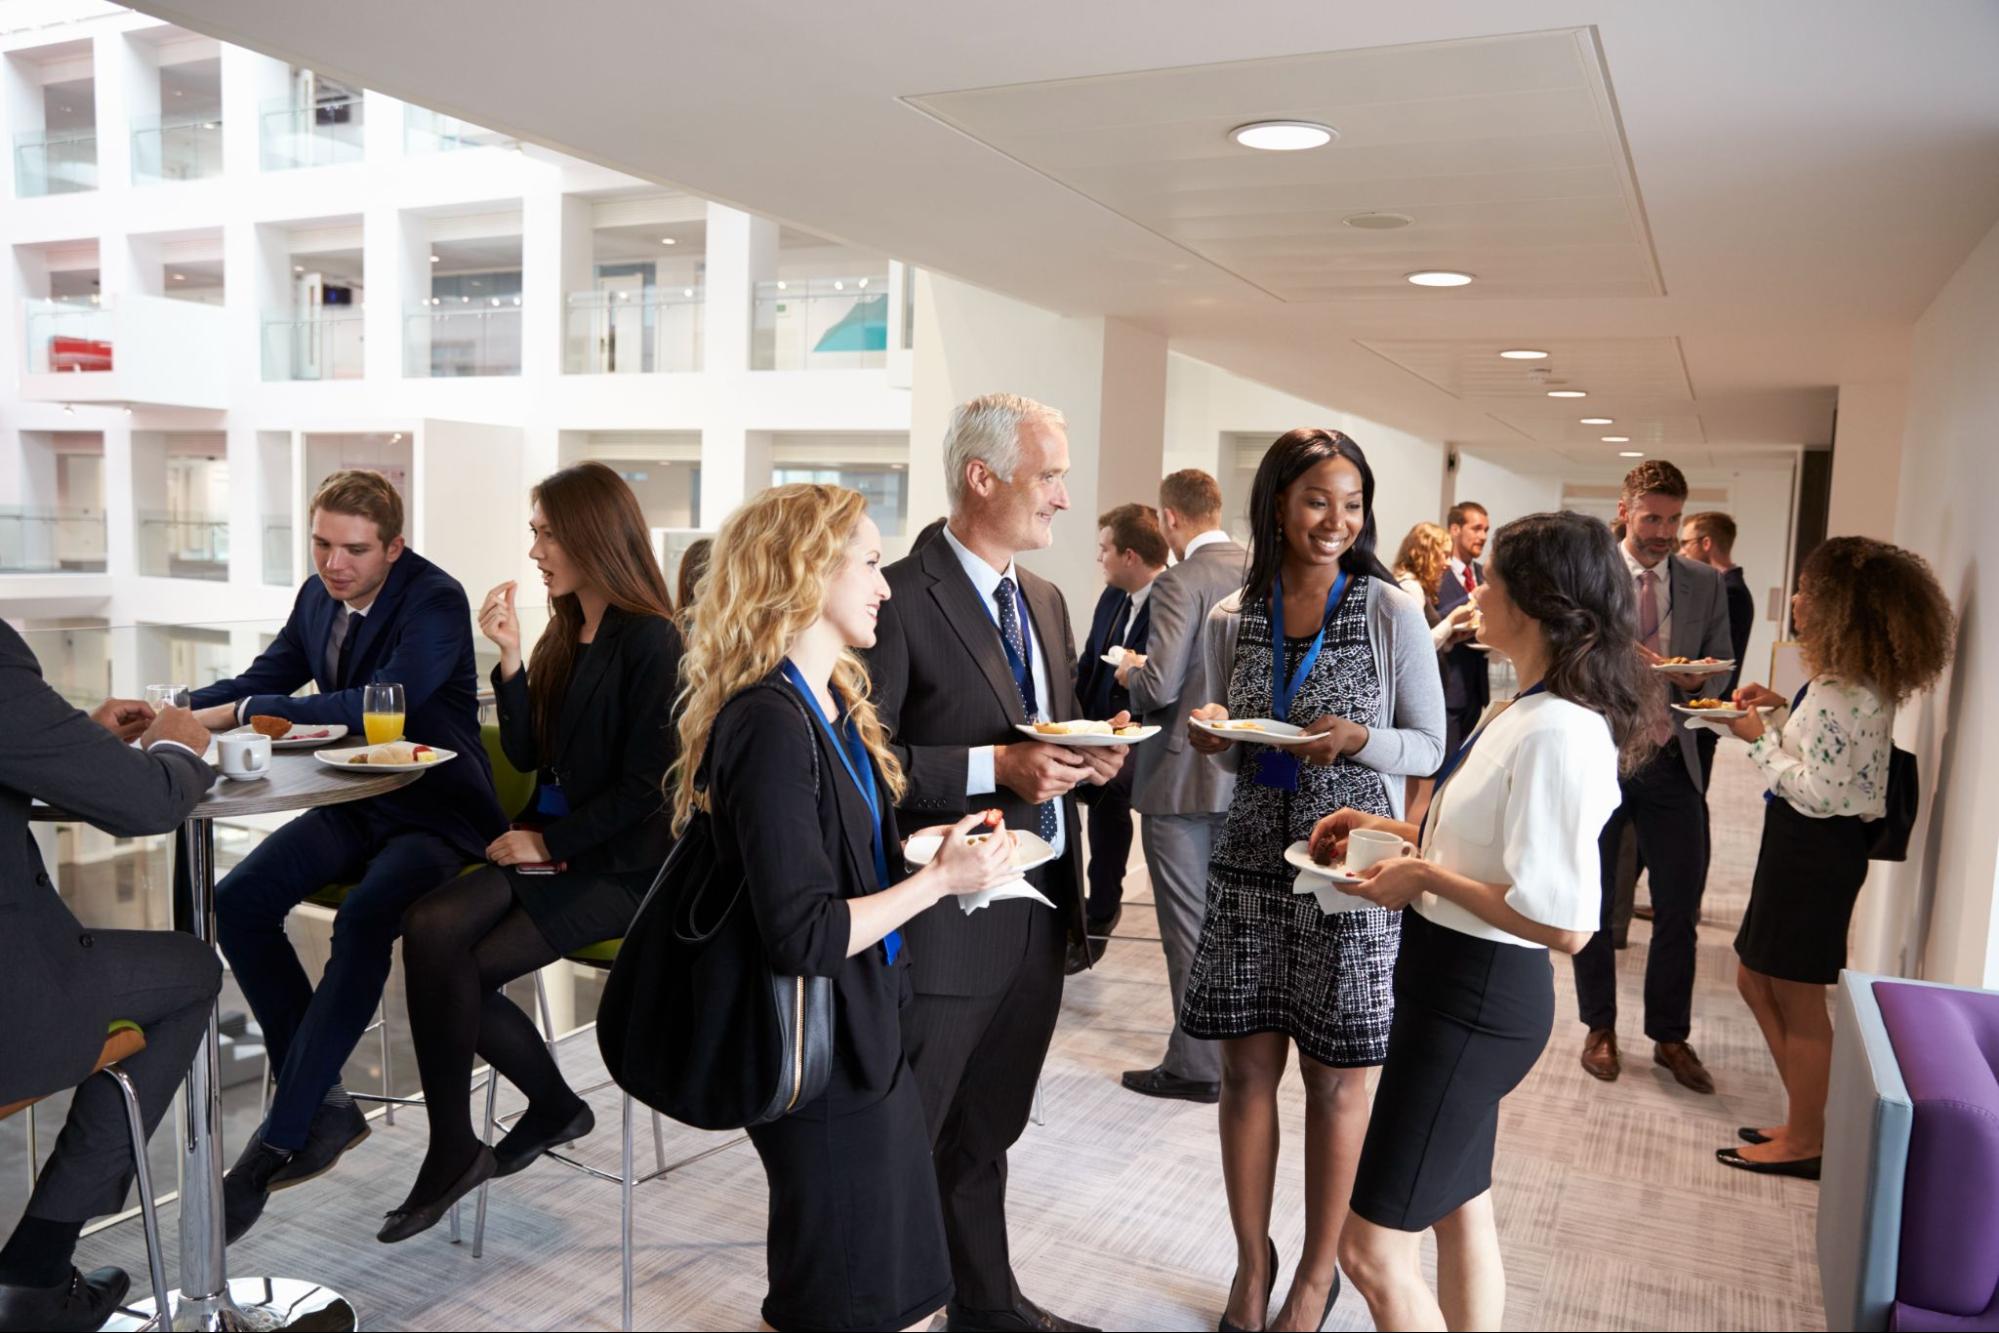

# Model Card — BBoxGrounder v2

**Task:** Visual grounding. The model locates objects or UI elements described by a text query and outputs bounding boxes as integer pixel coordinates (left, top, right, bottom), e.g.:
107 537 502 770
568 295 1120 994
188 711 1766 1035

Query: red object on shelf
49 335 113 373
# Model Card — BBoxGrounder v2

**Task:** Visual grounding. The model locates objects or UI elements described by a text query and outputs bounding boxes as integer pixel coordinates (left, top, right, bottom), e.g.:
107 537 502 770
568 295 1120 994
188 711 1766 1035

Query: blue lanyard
1269 571 1347 723
977 575 1039 718
1421 683 1548 842
780 661 900 964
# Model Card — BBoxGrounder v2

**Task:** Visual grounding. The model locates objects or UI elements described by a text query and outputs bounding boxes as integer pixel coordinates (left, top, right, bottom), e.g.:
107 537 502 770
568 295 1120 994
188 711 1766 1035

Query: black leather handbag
1867 744 1919 862
598 688 834 1130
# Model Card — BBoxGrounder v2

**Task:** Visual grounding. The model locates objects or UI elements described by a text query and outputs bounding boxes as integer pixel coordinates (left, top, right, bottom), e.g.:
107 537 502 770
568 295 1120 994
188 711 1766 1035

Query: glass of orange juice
362 682 405 745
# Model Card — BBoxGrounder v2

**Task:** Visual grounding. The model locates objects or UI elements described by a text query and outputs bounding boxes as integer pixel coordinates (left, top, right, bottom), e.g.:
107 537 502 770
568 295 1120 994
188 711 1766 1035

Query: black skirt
1350 910 1554 1233
1734 797 1872 985
505 864 649 956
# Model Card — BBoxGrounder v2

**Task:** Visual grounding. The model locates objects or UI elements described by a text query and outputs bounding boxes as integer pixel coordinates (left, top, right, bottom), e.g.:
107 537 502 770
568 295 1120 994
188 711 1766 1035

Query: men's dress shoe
1580 1027 1621 1081
223 1139 294 1243
378 1147 497 1243
269 1098 370 1188
1715 1147 1820 1180
1063 940 1092 976
1633 903 1655 922
1738 1126 1774 1145
495 1101 596 1177
945 1295 1098 1331
0 1266 130 1333
1121 1065 1221 1105
1066 909 1124 974
1654 1041 1716 1094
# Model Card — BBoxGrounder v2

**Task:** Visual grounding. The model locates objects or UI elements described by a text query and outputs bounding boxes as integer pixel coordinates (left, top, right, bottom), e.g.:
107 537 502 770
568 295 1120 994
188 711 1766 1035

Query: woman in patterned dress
1718 537 1953 1178
1183 430 1446 1332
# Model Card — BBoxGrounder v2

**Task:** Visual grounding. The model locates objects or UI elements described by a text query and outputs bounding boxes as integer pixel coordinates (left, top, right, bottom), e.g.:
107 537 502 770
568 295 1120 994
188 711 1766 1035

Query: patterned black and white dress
1180 576 1401 1068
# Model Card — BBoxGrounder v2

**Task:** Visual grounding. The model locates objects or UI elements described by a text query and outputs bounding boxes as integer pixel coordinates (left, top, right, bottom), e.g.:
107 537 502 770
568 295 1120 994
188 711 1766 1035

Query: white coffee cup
216 732 272 781
1345 827 1418 872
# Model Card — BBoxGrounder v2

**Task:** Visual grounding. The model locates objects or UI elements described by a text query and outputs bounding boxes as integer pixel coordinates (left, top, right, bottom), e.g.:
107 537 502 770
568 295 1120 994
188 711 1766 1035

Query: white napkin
958 878 1058 915
1680 715 1735 737
1291 870 1370 914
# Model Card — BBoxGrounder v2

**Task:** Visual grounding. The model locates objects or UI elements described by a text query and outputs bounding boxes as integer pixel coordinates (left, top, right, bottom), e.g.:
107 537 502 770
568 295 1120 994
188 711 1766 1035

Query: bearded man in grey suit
1114 469 1248 1104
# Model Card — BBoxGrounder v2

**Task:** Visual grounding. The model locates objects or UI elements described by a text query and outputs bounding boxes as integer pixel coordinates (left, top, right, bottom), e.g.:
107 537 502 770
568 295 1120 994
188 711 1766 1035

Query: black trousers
1077 765 1134 925
900 872 1069 1313
1573 750 1710 1043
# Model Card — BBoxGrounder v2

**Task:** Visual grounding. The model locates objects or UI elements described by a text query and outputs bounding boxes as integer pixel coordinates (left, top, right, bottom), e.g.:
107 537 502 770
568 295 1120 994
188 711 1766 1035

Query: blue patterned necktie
996 577 1059 842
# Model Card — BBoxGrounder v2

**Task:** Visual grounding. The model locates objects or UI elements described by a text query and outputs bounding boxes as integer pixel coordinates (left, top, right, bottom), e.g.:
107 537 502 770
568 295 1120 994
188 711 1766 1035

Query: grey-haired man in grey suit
1116 469 1248 1103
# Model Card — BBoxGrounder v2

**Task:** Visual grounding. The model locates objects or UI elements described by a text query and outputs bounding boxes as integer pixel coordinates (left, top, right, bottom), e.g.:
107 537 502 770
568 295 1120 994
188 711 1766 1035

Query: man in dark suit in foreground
0 626 219 1331
184 469 505 1241
868 393 1124 1333
1065 502 1166 973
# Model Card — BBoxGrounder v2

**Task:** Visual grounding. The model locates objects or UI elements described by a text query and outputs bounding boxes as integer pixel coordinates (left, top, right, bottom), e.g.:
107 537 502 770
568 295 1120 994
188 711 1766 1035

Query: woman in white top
1716 536 1954 1180
1309 511 1654 1331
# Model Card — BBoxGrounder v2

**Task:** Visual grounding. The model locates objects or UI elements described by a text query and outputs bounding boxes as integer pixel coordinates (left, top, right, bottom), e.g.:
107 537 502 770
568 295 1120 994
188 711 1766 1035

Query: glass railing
0 506 107 573
14 127 97 196
262 519 292 587
131 114 223 184
260 96 364 170
23 298 113 374
261 311 365 380
403 106 515 154
136 512 229 580
563 288 703 374
752 275 890 370
406 302 522 377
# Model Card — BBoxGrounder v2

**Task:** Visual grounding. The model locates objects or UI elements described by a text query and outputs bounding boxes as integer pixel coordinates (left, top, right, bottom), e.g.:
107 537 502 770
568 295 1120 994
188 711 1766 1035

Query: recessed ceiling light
1230 120 1336 152
1498 349 1548 360
171 273 185 281
1343 212 1412 231
1602 436 1631 443
1619 450 1645 458
1547 389 1587 398
776 281 787 291
1580 417 1614 425
659 237 676 245
682 288 693 297
1406 271 1474 288
293 265 304 274
429 254 440 264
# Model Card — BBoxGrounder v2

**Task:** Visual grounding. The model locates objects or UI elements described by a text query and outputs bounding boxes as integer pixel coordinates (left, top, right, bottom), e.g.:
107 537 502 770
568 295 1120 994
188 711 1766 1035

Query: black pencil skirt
1734 796 1872 985
1350 910 1554 1233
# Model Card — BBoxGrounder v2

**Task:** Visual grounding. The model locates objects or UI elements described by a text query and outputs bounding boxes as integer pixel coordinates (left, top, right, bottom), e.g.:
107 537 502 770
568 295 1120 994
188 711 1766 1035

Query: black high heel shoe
1315 1269 1343 1330
1219 1237 1278 1333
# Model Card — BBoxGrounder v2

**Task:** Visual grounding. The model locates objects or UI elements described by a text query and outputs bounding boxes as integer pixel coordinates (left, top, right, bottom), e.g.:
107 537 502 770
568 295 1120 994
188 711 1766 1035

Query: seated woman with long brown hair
379 461 684 1241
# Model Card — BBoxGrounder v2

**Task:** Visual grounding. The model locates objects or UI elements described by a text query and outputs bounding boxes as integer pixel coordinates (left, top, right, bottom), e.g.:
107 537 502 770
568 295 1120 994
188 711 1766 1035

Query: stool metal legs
105 1064 169 1332
620 1094 634 1333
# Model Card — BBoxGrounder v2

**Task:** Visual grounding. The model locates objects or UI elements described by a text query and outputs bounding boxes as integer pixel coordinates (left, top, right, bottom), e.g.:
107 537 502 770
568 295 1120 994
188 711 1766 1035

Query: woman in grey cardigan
1182 430 1445 1333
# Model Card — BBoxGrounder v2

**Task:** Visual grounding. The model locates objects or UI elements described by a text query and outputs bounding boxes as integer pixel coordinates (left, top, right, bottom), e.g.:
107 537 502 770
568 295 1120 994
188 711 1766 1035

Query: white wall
1450 451 1563 530
1828 381 1907 542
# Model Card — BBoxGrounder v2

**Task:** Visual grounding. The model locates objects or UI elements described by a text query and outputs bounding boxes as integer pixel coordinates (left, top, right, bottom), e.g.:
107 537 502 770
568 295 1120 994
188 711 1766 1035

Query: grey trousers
23 930 220 1223
1139 811 1225 1084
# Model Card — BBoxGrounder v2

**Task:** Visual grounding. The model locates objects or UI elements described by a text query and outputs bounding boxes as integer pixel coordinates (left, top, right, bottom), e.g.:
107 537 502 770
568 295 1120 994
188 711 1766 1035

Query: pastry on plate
249 714 293 739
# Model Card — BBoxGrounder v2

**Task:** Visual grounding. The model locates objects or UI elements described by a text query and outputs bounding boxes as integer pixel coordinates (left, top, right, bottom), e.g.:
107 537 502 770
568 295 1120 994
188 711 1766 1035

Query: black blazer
1435 560 1490 716
1724 567 1755 688
190 549 504 858
1 622 214 1103
1074 584 1152 721
865 536 1088 997
491 607 682 875
707 679 908 1095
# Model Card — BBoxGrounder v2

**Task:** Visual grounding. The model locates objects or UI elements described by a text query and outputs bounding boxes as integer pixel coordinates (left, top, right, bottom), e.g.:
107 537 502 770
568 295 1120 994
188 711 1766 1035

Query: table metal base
108 1277 357 1331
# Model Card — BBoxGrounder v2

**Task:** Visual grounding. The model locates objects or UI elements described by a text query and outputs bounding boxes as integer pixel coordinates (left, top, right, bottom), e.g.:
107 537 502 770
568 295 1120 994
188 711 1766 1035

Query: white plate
226 723 348 750
1282 840 1364 885
1650 660 1736 675
1189 717 1313 746
315 743 458 773
1671 703 1749 720
1465 642 1499 653
1100 645 1128 668
903 827 1057 875
1013 723 1159 747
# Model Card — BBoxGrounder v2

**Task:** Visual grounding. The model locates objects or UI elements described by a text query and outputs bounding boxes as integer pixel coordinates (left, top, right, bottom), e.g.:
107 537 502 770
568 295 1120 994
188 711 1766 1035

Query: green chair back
484 721 537 823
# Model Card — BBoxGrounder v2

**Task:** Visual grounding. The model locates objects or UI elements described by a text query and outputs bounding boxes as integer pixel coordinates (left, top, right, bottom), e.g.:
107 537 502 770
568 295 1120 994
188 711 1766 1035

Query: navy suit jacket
190 549 505 858
1435 560 1490 716
1074 584 1152 721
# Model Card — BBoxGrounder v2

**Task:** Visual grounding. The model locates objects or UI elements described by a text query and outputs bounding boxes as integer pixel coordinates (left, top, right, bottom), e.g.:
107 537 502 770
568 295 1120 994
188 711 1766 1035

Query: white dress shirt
1183 528 1230 561
1119 581 1153 645
941 525 1067 856
1447 556 1478 596
1415 692 1621 948
1620 543 1673 652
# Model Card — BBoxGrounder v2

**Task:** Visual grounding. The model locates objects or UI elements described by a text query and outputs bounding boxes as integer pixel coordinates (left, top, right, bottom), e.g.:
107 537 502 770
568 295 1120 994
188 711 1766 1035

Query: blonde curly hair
1391 521 1453 606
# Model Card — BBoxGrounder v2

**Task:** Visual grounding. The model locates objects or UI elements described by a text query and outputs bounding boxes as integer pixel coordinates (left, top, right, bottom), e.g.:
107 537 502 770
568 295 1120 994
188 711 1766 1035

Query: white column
699 203 778 523
91 32 142 297
1827 382 1908 542
698 426 772 527
1 51 43 199
363 208 421 380
102 421 139 580
219 44 282 180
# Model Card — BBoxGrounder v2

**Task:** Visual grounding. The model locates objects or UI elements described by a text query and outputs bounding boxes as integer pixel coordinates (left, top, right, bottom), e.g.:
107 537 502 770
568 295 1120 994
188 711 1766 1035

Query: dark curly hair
1242 428 1396 605
1487 511 1661 774
1798 537 1954 705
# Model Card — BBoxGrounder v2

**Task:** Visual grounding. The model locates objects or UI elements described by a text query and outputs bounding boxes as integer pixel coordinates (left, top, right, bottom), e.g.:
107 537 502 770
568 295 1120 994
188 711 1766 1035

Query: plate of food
1016 720 1159 747
316 741 457 773
903 825 1057 875
1189 717 1314 746
1465 641 1499 653
1671 700 1750 720
1651 657 1736 676
232 716 348 749
1282 840 1364 885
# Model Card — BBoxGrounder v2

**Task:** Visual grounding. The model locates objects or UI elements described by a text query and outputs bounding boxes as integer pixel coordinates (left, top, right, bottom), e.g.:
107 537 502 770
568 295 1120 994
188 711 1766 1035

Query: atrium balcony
21 295 229 408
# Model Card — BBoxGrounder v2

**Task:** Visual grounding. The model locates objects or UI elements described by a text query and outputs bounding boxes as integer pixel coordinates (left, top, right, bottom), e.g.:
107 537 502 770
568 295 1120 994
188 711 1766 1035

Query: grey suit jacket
1125 537 1248 817
0 621 213 1104
1656 552 1736 791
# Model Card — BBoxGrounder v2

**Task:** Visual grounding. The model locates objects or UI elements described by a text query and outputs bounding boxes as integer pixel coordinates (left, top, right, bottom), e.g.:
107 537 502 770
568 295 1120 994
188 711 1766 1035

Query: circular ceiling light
1602 436 1631 443
429 254 440 264
1343 211 1412 230
659 237 676 246
1405 270 1474 288
1619 450 1645 458
1498 349 1548 360
1230 120 1336 152
1580 417 1614 425
1546 389 1587 398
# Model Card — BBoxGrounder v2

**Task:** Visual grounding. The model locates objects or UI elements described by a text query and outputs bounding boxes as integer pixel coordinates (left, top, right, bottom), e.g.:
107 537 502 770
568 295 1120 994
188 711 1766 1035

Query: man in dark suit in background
868 393 1123 1333
0 627 219 1331
184 469 505 1242
1680 511 1755 680
1065 502 1166 973
1434 500 1491 759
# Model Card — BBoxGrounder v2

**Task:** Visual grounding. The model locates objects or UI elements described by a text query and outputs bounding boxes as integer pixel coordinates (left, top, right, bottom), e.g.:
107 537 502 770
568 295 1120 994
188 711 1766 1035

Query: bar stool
0 1022 169 1330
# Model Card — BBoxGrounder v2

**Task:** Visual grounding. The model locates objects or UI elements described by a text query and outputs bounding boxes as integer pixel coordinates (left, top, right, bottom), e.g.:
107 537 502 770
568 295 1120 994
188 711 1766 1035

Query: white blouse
1415 692 1622 949
1748 674 1890 820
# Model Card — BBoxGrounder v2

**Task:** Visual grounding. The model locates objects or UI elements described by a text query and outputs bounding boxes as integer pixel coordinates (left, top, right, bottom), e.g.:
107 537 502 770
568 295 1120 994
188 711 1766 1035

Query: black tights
398 866 581 1204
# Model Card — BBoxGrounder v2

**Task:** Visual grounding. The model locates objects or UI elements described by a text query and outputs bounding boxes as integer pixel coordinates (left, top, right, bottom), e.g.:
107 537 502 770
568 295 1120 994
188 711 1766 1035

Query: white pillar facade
1827 381 1908 542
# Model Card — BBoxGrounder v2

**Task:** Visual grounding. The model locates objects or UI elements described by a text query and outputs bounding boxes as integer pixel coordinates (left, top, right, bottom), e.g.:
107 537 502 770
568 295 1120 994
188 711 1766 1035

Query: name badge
1254 750 1301 792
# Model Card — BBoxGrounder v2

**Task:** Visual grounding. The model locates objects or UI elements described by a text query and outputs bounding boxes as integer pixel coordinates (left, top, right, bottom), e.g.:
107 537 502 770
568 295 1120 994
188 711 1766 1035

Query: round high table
43 749 424 1332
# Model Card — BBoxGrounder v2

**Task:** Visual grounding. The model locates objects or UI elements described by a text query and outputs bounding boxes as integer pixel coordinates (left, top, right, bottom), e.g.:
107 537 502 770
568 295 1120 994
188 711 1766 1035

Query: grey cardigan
1201 574 1447 819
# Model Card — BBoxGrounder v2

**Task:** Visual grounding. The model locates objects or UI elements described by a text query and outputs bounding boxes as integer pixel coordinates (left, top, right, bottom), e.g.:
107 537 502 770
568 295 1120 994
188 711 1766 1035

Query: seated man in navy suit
1066 503 1167 973
185 469 505 1242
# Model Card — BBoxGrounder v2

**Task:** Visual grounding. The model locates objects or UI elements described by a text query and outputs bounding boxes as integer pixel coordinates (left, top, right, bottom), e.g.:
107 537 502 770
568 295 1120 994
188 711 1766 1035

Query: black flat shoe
270 1099 370 1188
1121 1065 1221 1105
378 1147 497 1243
223 1138 294 1244
0 1266 130 1333
1715 1146 1820 1179
494 1101 596 1178
1738 1126 1773 1145
1219 1236 1278 1332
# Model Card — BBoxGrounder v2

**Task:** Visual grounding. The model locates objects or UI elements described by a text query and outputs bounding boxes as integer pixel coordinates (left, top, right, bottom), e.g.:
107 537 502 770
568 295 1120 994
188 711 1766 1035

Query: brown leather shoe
1654 1041 1716 1094
1581 1027 1620 1081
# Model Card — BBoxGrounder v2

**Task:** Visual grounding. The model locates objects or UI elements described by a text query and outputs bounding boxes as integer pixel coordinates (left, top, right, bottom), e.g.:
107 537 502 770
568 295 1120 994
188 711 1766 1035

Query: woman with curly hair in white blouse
1716 536 1954 1179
